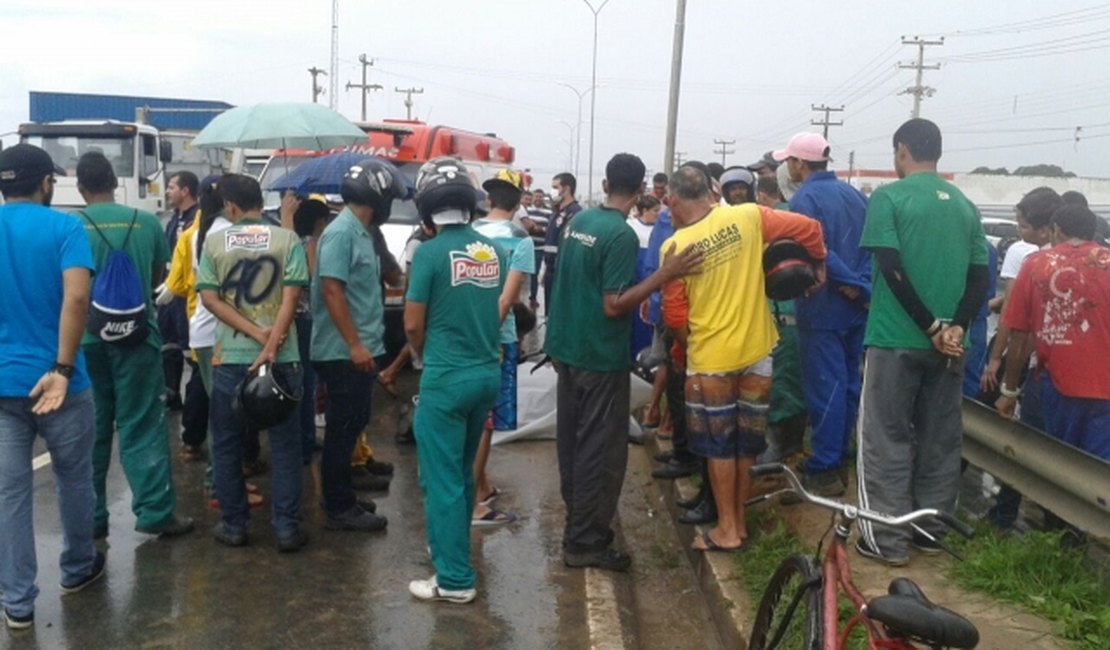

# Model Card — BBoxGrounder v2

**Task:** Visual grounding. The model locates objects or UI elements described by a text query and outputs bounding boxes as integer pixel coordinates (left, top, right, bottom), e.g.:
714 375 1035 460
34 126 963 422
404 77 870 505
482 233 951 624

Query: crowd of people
1 114 1107 626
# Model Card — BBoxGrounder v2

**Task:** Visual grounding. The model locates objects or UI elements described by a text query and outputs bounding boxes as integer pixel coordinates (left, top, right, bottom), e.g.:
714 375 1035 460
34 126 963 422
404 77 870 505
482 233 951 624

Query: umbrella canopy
191 102 367 150
268 152 414 199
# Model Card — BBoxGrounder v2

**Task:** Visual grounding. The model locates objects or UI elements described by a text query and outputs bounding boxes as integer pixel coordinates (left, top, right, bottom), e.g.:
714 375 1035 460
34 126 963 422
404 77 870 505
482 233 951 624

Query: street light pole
557 83 595 183
583 0 610 206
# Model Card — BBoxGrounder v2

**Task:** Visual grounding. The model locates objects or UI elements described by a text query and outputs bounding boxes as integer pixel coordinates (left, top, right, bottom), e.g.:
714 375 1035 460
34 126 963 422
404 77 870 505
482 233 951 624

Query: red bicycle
745 463 980 650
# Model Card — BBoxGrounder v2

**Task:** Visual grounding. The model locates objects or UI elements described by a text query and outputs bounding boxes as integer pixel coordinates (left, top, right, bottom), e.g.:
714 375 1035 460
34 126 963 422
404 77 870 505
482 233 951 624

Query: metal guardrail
961 398 1110 543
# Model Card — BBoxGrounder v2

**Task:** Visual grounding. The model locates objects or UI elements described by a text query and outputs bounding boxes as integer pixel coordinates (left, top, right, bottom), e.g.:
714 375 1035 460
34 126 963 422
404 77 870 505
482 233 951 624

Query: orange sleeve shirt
661 204 825 374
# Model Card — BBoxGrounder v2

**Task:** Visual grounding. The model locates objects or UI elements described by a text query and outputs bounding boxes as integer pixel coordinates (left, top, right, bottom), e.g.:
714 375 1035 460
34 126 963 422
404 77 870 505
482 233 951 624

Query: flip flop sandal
471 509 517 528
478 487 501 507
692 529 745 553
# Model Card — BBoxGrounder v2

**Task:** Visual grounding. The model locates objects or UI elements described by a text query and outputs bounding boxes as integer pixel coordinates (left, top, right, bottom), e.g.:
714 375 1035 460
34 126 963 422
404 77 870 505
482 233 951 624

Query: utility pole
712 138 735 167
810 104 844 138
308 67 328 104
899 36 944 118
847 150 856 188
663 0 688 176
674 151 687 168
329 0 340 110
394 87 425 121
346 54 382 122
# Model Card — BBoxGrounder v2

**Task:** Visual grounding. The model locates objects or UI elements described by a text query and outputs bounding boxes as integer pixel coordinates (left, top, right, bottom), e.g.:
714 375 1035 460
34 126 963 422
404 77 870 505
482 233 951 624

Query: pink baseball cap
772 132 833 163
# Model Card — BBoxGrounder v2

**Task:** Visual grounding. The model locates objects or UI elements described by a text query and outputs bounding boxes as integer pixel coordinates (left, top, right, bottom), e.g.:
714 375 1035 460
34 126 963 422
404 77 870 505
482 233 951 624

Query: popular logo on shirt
225 226 272 252
936 190 951 201
450 242 500 288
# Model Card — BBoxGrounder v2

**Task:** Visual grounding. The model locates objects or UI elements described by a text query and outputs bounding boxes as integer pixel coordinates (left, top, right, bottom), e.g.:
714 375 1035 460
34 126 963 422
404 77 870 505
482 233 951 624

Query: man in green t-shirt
545 154 701 572
404 159 503 604
75 152 194 540
855 119 989 567
197 174 309 553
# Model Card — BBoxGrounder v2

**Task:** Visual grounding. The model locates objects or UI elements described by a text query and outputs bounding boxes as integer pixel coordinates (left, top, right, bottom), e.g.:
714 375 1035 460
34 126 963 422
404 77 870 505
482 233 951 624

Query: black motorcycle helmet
763 239 817 301
231 363 303 431
414 157 478 229
340 158 407 225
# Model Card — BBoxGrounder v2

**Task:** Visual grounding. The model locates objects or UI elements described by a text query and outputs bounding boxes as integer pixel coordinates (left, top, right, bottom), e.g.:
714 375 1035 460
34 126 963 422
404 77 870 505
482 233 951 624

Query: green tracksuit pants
84 342 177 531
414 372 499 591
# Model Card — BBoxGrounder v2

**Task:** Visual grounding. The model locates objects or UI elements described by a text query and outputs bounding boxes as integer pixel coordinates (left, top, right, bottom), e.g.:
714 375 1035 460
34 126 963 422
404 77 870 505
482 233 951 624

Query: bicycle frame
821 515 914 650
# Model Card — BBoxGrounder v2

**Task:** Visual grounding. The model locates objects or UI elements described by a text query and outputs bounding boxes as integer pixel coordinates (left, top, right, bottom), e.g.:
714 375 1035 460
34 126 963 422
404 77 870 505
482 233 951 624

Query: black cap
747 151 778 172
0 144 66 187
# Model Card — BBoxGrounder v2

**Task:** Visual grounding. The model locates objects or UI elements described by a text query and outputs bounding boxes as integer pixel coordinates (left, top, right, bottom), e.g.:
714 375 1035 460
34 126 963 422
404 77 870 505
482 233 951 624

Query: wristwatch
999 383 1021 399
51 363 75 379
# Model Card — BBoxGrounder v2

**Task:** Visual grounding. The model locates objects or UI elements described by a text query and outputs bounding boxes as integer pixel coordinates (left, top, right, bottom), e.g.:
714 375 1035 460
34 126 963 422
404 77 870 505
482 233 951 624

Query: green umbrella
191 102 367 150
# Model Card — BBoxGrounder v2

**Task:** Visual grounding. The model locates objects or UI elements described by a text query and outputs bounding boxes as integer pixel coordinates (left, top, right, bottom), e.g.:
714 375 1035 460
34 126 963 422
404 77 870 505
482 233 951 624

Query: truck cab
18 120 171 213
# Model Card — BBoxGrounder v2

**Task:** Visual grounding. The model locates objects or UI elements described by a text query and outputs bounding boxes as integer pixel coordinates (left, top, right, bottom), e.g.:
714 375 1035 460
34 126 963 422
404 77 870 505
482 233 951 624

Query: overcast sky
3 0 1109 196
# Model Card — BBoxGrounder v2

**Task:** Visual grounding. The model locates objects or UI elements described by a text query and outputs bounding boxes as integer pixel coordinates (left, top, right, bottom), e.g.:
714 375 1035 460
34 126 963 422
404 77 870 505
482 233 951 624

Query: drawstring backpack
80 209 149 346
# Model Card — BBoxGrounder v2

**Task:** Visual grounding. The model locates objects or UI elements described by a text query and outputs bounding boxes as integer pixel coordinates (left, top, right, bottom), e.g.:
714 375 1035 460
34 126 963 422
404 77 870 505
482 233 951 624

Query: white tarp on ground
491 364 653 445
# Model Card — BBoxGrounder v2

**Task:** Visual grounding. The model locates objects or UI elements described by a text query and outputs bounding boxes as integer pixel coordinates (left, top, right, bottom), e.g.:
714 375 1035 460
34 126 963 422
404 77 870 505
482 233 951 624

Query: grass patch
948 525 1110 649
734 510 867 649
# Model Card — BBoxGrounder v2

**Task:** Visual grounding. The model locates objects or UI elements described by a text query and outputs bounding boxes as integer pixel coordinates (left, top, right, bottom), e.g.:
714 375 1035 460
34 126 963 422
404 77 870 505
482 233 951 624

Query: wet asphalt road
2 372 721 650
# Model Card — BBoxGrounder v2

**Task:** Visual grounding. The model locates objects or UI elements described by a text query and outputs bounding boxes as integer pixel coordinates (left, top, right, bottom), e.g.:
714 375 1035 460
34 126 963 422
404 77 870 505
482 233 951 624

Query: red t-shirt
1002 242 1110 399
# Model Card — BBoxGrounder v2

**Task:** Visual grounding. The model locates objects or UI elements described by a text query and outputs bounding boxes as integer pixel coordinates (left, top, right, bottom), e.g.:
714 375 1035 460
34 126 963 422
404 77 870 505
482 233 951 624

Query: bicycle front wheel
747 553 823 650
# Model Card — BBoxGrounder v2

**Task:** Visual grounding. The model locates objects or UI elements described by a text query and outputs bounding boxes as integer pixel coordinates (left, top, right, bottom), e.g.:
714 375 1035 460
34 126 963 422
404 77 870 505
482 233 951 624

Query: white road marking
33 453 51 471
585 568 626 650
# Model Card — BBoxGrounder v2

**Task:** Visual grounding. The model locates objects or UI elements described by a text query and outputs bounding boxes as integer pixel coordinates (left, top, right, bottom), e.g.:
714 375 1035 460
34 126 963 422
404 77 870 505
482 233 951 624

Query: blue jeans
0 390 97 617
209 364 304 538
295 313 317 463
315 357 385 517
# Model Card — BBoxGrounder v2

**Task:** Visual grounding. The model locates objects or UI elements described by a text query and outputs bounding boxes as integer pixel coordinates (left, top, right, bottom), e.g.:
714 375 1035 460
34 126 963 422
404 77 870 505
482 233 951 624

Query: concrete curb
641 435 753 649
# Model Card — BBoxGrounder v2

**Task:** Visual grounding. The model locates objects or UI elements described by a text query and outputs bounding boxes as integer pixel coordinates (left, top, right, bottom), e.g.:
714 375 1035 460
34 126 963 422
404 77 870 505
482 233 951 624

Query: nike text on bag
81 210 149 346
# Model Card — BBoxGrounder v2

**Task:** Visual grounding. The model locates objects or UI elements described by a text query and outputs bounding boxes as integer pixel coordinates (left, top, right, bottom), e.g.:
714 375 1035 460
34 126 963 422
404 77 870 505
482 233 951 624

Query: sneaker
2 608 33 630
854 538 909 567
653 450 674 464
408 576 476 604
563 547 632 573
351 473 391 492
277 529 310 553
911 532 944 555
136 515 195 538
212 522 248 547
325 505 388 532
60 551 106 595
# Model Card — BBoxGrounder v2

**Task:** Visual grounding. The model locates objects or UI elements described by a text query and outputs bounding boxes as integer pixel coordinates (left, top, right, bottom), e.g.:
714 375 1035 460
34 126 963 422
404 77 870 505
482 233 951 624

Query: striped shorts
686 357 772 459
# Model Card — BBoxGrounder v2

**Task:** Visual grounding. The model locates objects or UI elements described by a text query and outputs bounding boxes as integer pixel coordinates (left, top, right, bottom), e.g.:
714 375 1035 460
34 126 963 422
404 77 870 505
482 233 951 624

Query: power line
932 4 1110 38
811 104 844 138
899 37 944 118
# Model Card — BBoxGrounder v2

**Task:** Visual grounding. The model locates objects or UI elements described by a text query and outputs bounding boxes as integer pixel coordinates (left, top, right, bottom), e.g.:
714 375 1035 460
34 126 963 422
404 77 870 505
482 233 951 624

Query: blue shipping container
29 91 233 131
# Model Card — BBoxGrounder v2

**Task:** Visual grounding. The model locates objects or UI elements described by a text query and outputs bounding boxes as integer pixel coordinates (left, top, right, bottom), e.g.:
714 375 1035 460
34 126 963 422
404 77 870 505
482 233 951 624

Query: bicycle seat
867 578 979 648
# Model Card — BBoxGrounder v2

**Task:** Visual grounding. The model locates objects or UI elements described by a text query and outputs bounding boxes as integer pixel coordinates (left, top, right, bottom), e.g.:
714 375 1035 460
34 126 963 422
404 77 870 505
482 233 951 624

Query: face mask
550 188 563 202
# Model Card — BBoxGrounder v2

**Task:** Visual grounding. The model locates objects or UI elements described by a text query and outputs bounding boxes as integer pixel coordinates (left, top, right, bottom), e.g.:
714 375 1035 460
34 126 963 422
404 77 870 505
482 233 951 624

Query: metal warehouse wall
29 91 233 131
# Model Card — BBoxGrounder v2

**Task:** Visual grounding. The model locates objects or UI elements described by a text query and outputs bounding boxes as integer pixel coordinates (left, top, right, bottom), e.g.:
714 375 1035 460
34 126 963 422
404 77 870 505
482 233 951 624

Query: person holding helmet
661 167 826 553
404 157 504 604
470 169 535 526
196 173 309 552
311 159 405 533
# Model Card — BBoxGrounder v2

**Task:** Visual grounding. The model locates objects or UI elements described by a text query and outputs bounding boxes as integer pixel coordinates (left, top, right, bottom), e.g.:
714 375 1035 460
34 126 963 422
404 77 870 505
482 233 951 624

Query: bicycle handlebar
748 463 975 540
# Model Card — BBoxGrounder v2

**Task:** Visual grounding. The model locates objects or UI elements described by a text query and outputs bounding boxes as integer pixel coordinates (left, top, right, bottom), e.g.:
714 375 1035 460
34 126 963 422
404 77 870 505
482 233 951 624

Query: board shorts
686 357 772 460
